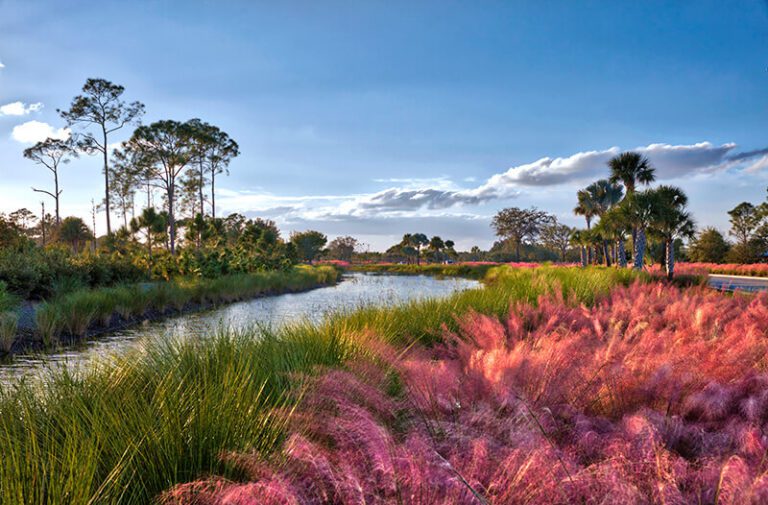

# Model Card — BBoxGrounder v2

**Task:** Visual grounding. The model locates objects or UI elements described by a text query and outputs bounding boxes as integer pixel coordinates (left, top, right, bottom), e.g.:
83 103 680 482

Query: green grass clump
35 302 62 347
0 312 18 352
0 266 642 504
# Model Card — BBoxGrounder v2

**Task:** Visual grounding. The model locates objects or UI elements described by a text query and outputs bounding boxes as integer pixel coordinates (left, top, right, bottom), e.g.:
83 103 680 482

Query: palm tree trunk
666 239 674 280
634 229 646 270
617 239 627 268
580 246 586 267
602 240 611 267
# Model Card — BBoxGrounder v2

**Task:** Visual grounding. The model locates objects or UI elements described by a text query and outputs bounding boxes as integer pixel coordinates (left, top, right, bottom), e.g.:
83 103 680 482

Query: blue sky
1 0 767 250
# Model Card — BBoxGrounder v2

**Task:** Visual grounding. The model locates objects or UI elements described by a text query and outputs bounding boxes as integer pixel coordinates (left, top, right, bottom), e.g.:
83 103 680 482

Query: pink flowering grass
163 282 768 504
314 259 351 268
678 262 768 278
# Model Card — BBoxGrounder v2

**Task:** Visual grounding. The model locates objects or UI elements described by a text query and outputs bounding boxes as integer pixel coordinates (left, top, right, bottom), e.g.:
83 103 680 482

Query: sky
0 0 767 251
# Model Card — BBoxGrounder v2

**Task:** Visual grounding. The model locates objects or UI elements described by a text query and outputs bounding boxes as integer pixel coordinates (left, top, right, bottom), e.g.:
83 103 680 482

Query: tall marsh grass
0 266 640 504
0 312 17 352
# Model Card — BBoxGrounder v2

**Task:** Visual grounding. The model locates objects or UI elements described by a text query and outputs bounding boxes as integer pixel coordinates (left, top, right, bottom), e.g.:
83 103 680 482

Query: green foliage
0 281 17 313
0 246 146 300
607 151 656 194
35 302 62 347
492 207 555 261
326 235 359 262
687 227 731 263
290 230 327 263
56 217 94 253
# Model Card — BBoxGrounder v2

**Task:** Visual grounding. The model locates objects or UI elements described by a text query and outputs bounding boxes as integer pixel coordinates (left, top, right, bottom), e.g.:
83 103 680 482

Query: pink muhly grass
678 262 768 278
164 282 768 504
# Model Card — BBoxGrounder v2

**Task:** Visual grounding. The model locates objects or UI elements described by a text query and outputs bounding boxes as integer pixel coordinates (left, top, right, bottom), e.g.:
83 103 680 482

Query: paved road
708 274 768 293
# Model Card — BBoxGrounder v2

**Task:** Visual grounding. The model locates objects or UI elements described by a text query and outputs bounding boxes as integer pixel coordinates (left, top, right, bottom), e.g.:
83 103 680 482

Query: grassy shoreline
0 265 340 357
0 266 645 504
348 262 504 279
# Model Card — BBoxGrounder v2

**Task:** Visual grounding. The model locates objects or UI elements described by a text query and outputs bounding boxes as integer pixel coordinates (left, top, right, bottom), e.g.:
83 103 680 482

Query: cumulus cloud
473 141 758 193
11 120 70 143
0 101 43 116
0 61 5 69
356 186 504 211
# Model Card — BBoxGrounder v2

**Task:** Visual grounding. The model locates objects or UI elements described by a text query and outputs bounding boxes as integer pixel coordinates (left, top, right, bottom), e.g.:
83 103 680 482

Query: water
0 273 479 384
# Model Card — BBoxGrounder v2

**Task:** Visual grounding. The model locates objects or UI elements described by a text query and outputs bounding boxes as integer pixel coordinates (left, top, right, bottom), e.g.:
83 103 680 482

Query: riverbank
0 265 340 357
348 262 516 279
0 266 643 504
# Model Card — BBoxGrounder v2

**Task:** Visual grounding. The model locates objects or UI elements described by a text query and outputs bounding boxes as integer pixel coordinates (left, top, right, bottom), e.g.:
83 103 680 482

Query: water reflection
1 273 479 384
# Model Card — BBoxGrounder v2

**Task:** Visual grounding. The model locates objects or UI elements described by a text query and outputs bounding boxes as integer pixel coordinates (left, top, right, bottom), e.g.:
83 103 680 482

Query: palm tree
574 188 598 263
130 207 167 262
648 186 695 279
569 230 588 267
608 152 656 195
57 216 93 253
588 179 623 266
597 207 631 268
608 151 656 257
408 233 429 265
616 190 657 270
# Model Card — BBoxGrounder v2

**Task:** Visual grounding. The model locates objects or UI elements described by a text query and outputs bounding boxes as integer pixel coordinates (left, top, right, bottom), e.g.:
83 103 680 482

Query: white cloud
11 120 70 143
472 141 751 193
0 61 5 69
0 101 44 116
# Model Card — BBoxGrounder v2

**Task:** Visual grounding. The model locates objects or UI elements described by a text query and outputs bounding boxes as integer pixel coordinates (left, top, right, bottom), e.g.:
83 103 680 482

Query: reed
0 312 17 352
34 302 62 347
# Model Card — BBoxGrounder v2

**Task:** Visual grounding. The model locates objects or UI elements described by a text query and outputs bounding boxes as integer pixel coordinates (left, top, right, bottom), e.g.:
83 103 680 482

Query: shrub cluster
0 246 145 299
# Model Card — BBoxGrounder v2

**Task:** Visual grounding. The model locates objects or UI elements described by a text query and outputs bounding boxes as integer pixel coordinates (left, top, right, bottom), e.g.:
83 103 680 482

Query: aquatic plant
34 302 62 347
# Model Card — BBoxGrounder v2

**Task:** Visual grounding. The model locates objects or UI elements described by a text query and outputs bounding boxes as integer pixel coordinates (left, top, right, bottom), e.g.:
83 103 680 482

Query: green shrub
0 281 18 313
